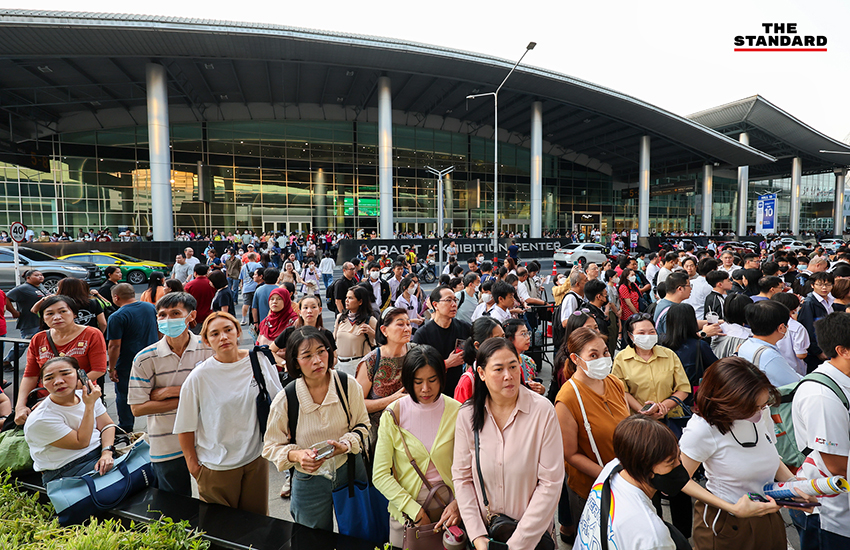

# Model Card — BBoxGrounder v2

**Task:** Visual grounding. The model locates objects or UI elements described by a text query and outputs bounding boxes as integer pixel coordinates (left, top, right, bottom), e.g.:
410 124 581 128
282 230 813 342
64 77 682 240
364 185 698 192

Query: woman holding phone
23 356 116 484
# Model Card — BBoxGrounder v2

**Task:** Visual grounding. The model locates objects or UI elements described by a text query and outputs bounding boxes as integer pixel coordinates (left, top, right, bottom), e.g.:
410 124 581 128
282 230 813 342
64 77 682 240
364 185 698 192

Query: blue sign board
756 193 776 234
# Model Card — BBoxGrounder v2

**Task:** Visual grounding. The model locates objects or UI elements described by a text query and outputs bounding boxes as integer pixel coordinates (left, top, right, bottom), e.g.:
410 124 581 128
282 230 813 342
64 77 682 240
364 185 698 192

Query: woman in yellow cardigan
373 345 461 548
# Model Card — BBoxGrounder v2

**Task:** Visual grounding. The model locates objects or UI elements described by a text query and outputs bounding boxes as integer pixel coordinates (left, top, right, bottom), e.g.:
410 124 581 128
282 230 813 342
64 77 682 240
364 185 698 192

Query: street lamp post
425 165 455 277
467 41 536 261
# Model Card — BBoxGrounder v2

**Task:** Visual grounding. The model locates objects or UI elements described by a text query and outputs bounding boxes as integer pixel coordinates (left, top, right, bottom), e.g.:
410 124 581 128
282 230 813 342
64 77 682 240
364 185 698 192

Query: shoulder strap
387 407 449 510
248 348 272 437
752 346 769 368
473 428 492 515
801 372 850 410
655 306 671 332
600 464 624 550
285 382 299 443
45 330 59 356
569 378 604 466
371 346 382 380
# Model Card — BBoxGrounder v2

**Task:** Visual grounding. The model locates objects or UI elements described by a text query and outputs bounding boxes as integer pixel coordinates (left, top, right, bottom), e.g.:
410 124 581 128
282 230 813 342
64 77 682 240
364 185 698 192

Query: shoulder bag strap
569 378 604 467
473 428 493 519
600 464 624 550
371 346 382 380
46 330 59 356
752 346 769 368
285 382 299 444
249 349 272 436
387 408 450 510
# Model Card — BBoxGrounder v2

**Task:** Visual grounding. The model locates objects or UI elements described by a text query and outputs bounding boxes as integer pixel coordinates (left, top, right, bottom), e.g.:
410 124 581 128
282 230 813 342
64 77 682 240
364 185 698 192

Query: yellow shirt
612 345 691 417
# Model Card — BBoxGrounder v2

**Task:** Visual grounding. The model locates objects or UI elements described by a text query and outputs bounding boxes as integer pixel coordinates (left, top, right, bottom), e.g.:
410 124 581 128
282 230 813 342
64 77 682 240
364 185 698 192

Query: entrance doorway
263 217 311 235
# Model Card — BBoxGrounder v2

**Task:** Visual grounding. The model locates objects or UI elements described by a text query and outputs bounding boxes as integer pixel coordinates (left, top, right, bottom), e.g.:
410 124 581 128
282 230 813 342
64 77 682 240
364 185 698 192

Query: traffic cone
551 260 558 278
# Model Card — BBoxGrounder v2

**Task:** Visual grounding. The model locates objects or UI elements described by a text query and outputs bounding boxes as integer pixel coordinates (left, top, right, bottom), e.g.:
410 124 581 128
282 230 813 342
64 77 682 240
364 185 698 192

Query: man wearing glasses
411 285 470 395
335 262 358 315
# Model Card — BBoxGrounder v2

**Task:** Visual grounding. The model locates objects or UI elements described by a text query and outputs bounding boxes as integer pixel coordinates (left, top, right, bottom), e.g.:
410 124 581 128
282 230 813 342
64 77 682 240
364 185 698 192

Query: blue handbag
329 372 390 544
46 440 157 526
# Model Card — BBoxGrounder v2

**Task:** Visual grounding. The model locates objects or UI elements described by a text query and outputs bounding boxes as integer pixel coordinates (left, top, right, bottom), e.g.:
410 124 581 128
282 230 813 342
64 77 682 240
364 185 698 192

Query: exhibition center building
0 10 849 240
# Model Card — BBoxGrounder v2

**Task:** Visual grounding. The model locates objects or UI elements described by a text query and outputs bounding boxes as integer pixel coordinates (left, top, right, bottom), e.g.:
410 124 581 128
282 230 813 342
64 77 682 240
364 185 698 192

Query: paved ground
2 258 801 549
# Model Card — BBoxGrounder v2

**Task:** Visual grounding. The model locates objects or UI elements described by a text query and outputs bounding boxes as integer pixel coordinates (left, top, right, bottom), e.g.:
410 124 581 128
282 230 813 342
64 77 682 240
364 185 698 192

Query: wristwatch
101 445 116 455
698 331 707 339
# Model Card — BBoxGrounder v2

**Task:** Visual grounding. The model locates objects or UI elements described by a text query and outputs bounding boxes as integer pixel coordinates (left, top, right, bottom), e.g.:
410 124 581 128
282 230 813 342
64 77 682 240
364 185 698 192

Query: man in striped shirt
127 292 214 497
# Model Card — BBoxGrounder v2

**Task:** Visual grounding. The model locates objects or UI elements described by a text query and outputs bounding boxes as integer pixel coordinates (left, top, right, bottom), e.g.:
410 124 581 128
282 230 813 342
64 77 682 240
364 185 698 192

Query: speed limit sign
10 222 25 244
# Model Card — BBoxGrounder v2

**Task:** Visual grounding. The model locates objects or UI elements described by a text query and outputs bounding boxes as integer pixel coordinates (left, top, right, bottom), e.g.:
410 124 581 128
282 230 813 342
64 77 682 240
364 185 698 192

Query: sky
8 0 850 142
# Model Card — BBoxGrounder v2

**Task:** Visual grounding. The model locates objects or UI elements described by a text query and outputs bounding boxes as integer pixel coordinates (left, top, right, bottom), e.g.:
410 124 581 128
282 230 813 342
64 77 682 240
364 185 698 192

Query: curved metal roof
0 9 777 178
689 95 850 178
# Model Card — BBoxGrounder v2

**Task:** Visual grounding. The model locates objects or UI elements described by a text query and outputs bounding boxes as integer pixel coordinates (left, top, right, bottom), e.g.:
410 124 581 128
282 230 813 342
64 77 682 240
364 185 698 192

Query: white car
553 243 609 267
820 239 844 251
784 241 809 251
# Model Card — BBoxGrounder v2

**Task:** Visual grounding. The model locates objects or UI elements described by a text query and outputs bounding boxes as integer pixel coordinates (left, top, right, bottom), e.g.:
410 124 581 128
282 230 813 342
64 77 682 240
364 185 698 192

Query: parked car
717 241 759 255
0 246 103 293
783 241 810 252
819 238 845 251
553 243 609 267
58 252 167 285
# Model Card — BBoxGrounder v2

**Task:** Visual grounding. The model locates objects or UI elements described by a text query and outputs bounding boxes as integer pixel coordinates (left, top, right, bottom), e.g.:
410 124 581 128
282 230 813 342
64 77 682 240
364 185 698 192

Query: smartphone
455 339 466 354
488 540 509 550
640 402 656 413
775 499 820 509
311 442 334 460
77 369 91 394
532 377 543 384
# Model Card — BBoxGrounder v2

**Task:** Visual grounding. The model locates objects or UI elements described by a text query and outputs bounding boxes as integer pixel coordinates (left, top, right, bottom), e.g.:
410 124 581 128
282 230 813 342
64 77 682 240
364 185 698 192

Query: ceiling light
337 97 344 102
220 94 228 100
583 118 592 123
204 63 215 70
37 65 52 73
346 71 355 76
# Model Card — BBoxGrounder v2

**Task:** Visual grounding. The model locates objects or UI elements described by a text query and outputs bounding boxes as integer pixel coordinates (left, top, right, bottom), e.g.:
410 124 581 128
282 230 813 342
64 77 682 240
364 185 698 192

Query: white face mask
611 277 619 285
480 293 492 303
578 355 613 380
632 334 658 350
370 271 380 280
411 283 418 293
628 275 636 283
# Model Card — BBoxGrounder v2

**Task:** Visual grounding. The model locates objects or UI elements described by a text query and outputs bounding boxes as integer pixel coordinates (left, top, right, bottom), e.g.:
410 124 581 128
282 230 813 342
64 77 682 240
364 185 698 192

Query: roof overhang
0 10 776 180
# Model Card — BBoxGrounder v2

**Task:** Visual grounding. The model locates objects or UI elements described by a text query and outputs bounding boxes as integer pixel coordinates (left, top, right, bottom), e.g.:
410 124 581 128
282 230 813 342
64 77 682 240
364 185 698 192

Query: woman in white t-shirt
679 357 816 550
394 276 423 328
174 311 283 515
576 415 683 550
23 356 116 485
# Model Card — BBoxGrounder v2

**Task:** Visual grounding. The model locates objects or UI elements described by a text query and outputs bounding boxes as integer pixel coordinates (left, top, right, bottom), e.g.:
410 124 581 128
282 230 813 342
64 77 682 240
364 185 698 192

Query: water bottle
443 525 466 550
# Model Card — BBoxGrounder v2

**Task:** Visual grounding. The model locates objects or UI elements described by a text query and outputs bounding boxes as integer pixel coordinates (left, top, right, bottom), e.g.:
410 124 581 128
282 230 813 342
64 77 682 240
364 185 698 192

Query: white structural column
736 132 750 236
444 174 454 228
314 168 326 232
835 169 847 236
377 76 393 238
530 101 543 237
702 164 713 234
545 190 555 230
145 63 173 241
790 157 802 235
638 136 650 237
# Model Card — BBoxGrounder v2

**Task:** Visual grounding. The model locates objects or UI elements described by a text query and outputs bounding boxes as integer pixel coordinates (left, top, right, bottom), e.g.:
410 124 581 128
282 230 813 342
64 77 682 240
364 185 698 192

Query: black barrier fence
337 238 570 263
8 234 768 269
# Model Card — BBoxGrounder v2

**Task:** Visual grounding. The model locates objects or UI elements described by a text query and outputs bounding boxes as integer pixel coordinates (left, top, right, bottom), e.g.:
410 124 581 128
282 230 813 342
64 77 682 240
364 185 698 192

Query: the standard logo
734 23 827 52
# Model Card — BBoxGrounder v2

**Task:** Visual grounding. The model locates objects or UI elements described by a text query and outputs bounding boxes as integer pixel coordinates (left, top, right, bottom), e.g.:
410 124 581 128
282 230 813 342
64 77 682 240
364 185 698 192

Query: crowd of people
7 231 850 550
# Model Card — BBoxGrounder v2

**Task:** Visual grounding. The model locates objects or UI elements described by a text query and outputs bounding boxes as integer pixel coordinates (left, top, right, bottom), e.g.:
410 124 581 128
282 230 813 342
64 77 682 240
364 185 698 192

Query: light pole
467 41 536 260
425 165 454 277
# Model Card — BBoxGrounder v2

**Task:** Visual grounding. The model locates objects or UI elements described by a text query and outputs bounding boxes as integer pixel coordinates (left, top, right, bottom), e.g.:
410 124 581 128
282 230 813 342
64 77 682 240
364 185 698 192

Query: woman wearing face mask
617 267 641 323
575 415 687 550
454 317 504 403
612 312 693 538
679 357 816 550
548 312 599 403
453 338 564 550
555 328 629 534
373 345 461 547
394 276 424 328
605 270 622 322
256 287 299 347
355 307 416 446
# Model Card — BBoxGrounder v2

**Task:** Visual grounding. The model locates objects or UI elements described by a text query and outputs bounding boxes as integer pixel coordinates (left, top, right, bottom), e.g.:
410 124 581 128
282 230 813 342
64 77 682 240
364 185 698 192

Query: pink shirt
398 394 446 495
452 386 564 550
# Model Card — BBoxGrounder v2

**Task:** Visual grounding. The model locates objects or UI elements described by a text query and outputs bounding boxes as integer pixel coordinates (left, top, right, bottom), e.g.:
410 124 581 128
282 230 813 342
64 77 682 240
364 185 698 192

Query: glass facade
0 120 615 237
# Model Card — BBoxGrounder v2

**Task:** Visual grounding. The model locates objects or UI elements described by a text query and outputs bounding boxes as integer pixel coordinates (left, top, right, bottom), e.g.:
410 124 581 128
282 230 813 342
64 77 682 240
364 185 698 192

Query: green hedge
0 472 210 549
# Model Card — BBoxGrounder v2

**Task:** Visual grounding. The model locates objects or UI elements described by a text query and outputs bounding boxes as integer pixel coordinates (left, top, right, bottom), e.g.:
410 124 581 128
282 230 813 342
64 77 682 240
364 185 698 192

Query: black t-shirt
7 283 47 331
411 318 471 396
74 299 104 328
212 287 235 313
335 275 357 303
98 280 117 306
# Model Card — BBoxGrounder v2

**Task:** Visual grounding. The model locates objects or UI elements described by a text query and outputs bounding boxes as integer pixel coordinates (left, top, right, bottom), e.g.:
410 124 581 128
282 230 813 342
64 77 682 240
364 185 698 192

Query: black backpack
325 279 339 313
553 292 585 351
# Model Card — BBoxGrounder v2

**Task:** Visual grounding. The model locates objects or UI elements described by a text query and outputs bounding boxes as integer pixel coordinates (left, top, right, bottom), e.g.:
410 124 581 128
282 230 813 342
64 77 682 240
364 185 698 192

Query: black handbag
248 346 277 437
663 395 692 440
474 429 555 550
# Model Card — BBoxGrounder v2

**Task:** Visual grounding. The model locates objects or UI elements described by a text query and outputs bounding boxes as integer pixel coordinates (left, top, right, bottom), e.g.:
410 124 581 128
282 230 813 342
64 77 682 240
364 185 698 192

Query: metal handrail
0 336 32 403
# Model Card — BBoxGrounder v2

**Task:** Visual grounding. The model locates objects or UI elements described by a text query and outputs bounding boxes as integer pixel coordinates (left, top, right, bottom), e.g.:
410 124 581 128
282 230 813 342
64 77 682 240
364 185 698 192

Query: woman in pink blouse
452 338 564 550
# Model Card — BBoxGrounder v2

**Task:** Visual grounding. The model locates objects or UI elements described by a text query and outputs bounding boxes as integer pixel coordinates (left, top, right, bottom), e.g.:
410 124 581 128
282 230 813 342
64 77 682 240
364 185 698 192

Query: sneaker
240 320 248 326
280 473 291 498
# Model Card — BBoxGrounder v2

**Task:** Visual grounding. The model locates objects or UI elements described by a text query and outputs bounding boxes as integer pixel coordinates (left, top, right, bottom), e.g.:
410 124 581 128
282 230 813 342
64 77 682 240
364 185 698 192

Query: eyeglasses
438 297 459 304
572 308 591 316
813 281 833 288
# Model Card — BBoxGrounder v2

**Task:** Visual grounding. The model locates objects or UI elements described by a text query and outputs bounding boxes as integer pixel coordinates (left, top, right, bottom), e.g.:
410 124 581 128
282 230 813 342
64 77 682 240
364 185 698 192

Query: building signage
756 193 776 235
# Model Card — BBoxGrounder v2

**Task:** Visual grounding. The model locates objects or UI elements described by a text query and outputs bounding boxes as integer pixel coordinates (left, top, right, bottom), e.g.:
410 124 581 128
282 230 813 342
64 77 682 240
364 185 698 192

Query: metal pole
13 240 20 287
835 169 847 237
493 92 499 259
438 173 444 276
638 136 650 237
790 157 802 236
736 132 750 237
377 76 394 238
145 63 174 241
530 101 543 238
702 164 713 234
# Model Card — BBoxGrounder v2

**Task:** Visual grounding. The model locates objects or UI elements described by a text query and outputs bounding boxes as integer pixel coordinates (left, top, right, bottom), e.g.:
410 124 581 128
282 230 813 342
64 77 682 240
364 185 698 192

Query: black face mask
650 464 690 497
779 265 789 273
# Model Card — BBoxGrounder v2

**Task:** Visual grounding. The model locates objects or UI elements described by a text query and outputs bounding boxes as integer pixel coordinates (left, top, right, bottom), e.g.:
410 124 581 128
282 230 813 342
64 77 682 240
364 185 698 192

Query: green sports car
59 252 168 285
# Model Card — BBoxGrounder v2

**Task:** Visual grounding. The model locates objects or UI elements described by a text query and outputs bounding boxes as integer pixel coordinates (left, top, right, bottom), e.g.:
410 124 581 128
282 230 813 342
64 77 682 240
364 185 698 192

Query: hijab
259 287 298 341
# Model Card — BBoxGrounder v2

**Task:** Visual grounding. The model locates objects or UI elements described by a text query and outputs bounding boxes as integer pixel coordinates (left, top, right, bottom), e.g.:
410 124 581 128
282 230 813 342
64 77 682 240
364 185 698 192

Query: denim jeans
290 454 367 531
41 447 102 485
152 457 192 498
790 508 850 550
322 273 334 291
114 387 135 433
226 277 240 302
5 326 39 363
